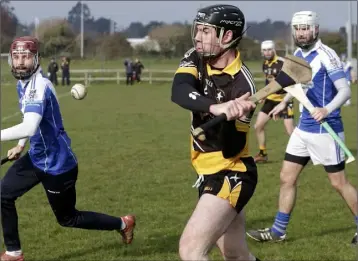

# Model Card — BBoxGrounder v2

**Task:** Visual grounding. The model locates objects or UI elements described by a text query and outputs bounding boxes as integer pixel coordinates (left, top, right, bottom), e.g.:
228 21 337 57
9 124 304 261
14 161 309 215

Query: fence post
84 72 88 86
149 71 152 85
117 71 120 85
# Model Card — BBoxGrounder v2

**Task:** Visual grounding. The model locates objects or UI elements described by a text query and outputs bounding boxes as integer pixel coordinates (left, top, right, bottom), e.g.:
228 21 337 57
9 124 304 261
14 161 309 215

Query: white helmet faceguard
261 40 276 59
291 11 319 49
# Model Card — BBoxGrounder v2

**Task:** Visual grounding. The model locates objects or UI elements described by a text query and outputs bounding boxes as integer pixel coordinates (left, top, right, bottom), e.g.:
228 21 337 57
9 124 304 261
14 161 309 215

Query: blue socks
271 213 358 237
271 211 290 236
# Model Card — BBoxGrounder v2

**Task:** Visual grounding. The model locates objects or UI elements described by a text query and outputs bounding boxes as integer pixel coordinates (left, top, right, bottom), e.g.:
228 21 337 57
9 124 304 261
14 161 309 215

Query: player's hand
7 145 24 160
209 92 256 121
268 101 287 121
311 107 329 122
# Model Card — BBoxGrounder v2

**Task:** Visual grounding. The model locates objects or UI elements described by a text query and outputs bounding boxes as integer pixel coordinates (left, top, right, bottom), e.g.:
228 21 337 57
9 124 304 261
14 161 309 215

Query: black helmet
192 4 246 58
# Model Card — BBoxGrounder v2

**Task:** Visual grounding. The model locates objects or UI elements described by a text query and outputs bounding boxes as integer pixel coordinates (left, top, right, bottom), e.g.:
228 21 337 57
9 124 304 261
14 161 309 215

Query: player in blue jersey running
246 11 358 245
0 36 136 261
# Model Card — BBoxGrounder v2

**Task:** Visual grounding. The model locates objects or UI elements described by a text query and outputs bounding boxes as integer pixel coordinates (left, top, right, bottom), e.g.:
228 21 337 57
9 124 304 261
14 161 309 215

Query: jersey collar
264 55 279 67
19 66 42 88
206 50 243 76
296 39 321 56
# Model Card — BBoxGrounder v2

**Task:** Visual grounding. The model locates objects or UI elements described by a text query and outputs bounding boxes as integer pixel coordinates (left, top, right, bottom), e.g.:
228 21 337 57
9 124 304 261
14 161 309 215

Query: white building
126 36 161 52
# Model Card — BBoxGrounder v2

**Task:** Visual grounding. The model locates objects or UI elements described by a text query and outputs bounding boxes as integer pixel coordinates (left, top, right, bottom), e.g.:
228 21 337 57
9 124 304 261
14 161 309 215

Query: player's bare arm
268 93 293 120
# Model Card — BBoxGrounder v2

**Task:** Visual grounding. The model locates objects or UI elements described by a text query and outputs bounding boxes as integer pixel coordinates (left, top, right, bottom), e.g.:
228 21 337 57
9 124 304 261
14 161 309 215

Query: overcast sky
10 1 357 31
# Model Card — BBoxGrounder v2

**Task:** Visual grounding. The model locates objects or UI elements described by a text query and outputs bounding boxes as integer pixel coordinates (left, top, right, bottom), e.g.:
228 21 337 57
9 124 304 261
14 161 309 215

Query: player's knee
254 122 264 131
56 214 78 227
1 185 19 203
280 170 297 187
1 180 19 208
1 197 16 209
329 173 347 191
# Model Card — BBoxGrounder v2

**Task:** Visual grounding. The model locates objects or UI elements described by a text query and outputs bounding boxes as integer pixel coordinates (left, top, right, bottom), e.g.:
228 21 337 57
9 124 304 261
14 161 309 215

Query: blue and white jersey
17 67 77 175
294 39 347 134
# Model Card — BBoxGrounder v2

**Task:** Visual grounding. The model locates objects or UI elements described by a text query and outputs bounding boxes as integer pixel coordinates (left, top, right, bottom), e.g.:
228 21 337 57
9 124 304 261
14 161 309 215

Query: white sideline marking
2 92 72 123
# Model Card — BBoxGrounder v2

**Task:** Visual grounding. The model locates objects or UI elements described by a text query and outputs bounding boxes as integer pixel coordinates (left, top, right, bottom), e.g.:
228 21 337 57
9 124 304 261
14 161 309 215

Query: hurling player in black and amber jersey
253 40 295 163
171 4 260 261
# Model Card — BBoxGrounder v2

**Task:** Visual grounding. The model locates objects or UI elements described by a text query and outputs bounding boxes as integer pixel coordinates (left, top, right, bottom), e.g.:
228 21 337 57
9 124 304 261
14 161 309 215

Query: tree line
1 0 356 59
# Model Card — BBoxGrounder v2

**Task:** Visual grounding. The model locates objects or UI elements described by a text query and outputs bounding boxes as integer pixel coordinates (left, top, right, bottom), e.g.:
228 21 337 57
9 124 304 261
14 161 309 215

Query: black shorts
284 153 346 173
261 99 294 119
198 158 258 213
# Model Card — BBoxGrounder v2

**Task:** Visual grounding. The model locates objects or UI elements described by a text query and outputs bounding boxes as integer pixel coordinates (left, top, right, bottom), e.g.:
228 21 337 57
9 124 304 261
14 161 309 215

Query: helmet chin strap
297 37 318 50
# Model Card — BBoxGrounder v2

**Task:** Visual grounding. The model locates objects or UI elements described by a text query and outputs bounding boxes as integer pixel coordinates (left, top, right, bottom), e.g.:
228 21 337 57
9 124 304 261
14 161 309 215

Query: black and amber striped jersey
262 55 285 101
172 48 257 175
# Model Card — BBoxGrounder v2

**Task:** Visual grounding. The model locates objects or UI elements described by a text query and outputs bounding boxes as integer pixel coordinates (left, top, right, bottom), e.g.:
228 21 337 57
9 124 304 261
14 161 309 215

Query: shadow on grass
246 216 276 229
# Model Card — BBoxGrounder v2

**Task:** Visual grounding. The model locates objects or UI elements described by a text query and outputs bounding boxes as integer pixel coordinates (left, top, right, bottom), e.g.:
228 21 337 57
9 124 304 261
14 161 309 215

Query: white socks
5 250 22 257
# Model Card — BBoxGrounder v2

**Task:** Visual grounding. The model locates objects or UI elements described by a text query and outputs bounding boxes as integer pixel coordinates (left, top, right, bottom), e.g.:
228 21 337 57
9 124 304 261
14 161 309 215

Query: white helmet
261 40 275 51
291 11 319 49
261 40 276 59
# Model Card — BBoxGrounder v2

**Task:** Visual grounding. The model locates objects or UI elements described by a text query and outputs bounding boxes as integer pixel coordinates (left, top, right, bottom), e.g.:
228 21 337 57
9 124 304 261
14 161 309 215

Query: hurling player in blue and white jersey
246 11 358 245
0 36 136 261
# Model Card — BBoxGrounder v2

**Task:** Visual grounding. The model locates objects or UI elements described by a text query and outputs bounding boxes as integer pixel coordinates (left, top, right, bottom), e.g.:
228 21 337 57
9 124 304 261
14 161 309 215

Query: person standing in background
133 59 145 84
61 56 71 86
47 57 58 86
124 59 134 86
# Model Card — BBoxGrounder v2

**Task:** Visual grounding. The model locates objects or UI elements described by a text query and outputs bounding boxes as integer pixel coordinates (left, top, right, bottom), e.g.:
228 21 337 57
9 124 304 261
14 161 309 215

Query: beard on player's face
12 53 35 73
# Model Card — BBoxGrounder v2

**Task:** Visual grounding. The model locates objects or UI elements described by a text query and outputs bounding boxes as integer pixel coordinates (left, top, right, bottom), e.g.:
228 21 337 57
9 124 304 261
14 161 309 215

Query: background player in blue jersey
0 36 136 261
246 11 358 245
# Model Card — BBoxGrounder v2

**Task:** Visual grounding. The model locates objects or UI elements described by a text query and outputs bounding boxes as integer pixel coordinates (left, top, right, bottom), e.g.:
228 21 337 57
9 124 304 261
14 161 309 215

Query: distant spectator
124 59 134 86
133 58 145 83
61 56 71 86
47 57 59 85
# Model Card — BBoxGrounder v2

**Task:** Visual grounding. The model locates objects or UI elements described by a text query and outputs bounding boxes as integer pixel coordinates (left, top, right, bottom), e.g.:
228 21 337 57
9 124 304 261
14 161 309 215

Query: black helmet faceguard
191 4 246 60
